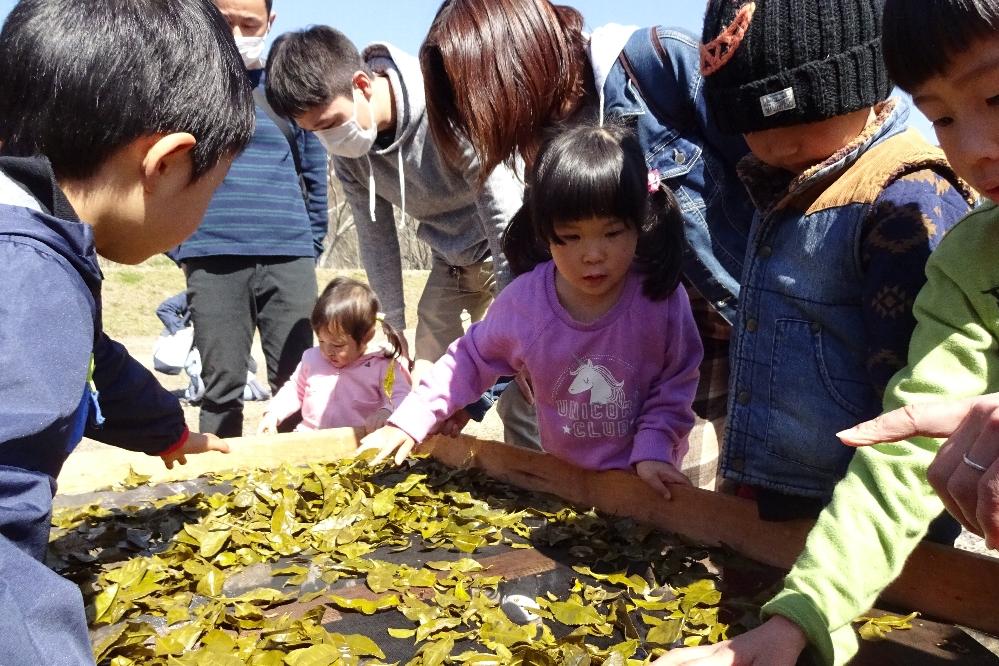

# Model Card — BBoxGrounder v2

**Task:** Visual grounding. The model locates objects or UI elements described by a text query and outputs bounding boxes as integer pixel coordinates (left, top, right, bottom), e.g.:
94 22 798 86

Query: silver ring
963 453 988 473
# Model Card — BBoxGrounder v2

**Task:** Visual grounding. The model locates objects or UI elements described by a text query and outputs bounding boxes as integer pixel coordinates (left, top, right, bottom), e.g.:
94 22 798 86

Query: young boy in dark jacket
0 0 254 662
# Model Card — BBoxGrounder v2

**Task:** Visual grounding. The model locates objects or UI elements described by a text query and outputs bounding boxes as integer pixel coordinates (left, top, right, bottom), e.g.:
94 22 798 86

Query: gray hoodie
332 43 524 330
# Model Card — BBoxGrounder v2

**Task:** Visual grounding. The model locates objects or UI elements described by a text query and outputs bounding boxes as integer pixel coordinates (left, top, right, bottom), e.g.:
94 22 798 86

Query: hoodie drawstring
365 147 406 225
397 145 406 226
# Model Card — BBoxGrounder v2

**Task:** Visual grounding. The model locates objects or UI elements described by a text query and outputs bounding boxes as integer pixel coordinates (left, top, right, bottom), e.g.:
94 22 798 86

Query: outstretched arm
840 394 999 549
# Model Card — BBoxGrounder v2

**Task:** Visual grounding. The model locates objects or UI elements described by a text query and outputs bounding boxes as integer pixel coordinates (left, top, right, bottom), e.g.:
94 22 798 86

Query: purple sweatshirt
389 261 703 469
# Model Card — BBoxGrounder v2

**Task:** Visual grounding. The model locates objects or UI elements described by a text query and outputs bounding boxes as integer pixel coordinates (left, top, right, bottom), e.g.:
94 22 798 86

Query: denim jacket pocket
764 319 866 475
649 134 703 181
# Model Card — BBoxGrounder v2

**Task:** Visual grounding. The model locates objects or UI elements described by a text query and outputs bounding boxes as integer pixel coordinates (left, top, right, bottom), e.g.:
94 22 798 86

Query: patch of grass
100 258 429 340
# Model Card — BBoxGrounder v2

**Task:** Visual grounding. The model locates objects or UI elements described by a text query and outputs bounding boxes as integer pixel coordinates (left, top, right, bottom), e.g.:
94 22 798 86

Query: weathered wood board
58 429 999 641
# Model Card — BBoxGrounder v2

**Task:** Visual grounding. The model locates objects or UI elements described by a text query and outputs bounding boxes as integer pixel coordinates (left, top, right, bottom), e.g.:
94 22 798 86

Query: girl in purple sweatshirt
259 277 412 434
359 124 704 497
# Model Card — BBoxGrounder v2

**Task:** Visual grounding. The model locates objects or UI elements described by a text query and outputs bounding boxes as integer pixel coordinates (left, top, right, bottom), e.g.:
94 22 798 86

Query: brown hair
310 277 411 368
420 0 590 181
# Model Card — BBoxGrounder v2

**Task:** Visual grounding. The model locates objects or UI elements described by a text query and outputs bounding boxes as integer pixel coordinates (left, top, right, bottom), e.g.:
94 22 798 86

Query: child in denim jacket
696 0 974 523
661 1 999 664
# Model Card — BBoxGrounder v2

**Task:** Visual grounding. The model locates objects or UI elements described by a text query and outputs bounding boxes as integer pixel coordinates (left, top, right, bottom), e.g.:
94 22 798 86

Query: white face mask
314 89 378 158
235 33 267 69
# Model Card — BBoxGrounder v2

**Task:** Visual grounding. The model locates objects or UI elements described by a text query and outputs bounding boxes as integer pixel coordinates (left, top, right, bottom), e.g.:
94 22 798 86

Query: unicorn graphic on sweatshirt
568 359 626 407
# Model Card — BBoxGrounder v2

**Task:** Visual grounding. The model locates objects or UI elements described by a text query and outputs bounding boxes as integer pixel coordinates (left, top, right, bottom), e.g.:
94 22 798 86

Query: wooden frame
59 429 999 636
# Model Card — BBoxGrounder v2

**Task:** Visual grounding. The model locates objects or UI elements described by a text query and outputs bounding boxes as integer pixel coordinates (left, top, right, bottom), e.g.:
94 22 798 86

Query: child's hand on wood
356 425 417 465
161 432 229 470
635 460 691 499
257 413 279 435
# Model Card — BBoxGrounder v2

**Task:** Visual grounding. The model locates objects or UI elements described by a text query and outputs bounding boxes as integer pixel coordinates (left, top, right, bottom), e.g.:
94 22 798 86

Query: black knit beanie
700 0 892 135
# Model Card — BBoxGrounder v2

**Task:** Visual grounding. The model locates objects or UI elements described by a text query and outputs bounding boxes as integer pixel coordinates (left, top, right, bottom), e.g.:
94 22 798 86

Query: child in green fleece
658 0 998 664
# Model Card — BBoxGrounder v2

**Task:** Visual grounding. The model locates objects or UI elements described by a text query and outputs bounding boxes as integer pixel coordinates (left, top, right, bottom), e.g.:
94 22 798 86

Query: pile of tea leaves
50 458 768 665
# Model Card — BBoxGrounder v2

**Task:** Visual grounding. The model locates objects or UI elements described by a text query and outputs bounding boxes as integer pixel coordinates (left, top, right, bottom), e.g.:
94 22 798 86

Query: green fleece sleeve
761 218 999 665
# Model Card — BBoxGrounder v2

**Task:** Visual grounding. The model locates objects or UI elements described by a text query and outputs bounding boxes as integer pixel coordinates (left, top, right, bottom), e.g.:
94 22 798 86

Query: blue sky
0 0 934 141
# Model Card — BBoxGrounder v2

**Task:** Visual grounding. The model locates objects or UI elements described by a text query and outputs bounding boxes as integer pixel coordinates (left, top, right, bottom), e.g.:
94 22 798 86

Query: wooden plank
56 429 999 636
421 435 812 568
854 614 999 665
419 434 999 637
57 428 363 495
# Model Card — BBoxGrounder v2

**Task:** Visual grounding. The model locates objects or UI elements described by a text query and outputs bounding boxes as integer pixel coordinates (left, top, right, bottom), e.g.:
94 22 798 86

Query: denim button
674 148 687 165
746 318 758 332
759 245 773 258
737 391 750 406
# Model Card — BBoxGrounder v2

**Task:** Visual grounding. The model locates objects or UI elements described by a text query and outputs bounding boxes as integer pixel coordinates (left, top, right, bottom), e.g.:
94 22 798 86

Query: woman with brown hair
420 0 754 489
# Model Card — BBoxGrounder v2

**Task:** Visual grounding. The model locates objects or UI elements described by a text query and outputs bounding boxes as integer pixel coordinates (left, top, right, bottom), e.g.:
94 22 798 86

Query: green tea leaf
326 593 400 615
855 612 918 642
546 600 604 626
196 565 225 597
677 580 721 612
155 624 203 656
419 637 456 666
92 583 119 624
283 644 340 666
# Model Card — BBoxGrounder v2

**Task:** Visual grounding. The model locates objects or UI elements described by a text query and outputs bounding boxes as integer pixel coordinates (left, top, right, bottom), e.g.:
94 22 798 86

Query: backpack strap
252 87 309 203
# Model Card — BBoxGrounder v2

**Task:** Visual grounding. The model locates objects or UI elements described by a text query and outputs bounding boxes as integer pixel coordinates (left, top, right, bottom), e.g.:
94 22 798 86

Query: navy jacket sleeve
85 332 187 454
0 237 94 478
298 128 329 258
155 292 190 334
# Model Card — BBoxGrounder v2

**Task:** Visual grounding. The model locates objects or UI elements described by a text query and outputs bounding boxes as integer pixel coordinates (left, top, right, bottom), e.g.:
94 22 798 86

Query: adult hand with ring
838 394 999 549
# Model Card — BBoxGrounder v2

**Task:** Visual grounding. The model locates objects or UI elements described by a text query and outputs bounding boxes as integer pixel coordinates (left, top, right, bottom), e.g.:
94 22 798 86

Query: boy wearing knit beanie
656 1 978 665
701 0 974 521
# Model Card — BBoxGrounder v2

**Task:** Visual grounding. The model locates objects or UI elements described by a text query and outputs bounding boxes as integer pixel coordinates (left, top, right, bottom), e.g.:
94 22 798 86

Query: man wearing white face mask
267 26 537 444
266 26 537 447
170 0 329 438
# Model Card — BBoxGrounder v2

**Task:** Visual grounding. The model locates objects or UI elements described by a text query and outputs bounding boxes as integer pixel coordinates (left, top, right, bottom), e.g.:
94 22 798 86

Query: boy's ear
353 71 373 97
141 133 197 194
268 11 277 31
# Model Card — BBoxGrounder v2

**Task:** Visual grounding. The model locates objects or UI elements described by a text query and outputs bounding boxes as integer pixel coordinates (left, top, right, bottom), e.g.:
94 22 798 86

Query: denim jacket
720 103 969 499
601 27 755 323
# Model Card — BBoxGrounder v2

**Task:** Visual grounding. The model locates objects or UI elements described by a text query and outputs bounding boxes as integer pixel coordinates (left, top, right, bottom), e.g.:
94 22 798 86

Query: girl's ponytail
378 315 414 372
635 184 685 301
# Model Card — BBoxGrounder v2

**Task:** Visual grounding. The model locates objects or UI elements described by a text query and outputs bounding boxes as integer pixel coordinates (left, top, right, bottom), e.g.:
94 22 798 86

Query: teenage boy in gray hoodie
265 26 535 444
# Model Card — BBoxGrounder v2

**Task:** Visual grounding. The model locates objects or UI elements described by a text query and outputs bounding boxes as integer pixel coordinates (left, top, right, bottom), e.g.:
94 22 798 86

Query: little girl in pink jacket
258 278 412 433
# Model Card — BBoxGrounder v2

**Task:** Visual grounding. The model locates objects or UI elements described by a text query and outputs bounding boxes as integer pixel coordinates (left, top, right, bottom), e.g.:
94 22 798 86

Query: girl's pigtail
379 315 414 372
636 185 685 301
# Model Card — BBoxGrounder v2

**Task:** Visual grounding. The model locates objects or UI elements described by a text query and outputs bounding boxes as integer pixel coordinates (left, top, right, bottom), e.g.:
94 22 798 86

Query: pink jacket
268 348 412 431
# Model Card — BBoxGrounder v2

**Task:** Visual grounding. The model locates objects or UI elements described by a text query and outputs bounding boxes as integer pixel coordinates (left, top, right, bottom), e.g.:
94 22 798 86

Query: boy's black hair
266 26 368 120
502 123 684 302
883 0 999 92
0 0 254 181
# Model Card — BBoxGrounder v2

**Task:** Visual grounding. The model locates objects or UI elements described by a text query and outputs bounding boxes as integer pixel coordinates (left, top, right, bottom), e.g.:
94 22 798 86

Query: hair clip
647 169 662 194
376 312 386 323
